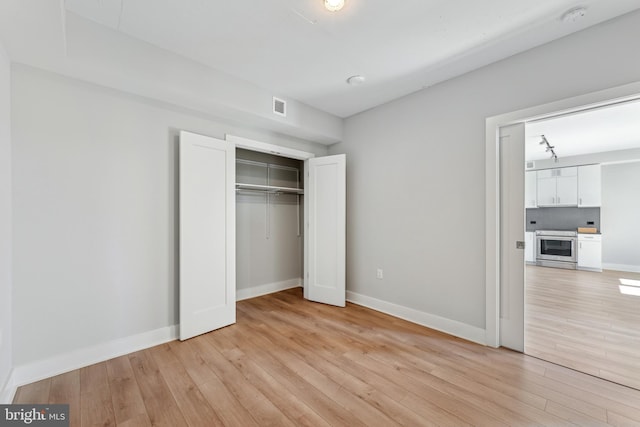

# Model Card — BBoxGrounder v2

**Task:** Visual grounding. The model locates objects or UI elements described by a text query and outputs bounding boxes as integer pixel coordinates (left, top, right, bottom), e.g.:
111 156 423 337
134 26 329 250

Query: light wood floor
525 266 640 389
526 265 640 391
15 288 640 426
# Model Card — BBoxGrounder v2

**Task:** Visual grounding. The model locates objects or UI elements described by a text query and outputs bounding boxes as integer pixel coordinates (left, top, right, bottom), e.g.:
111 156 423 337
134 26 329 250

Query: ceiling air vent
273 97 287 117
525 161 535 170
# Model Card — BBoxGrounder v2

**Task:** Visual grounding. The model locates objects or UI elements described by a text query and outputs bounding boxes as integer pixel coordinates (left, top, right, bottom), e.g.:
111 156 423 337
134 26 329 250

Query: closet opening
178 130 345 340
235 148 305 301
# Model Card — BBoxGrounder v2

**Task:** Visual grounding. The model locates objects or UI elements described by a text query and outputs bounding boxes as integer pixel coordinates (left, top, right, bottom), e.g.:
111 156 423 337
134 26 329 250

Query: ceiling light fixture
561 7 587 23
346 75 366 86
324 0 345 12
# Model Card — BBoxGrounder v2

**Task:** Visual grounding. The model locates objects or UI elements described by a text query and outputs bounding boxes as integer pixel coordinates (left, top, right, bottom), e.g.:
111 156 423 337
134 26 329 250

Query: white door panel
305 154 346 307
499 124 525 352
179 131 235 340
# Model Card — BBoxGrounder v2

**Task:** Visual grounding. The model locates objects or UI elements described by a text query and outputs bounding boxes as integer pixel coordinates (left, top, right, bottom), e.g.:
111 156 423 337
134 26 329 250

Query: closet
178 131 346 340
235 149 304 300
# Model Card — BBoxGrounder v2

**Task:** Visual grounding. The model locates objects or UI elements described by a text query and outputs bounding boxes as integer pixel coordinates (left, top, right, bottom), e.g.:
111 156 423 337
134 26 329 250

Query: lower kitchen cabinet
577 234 602 272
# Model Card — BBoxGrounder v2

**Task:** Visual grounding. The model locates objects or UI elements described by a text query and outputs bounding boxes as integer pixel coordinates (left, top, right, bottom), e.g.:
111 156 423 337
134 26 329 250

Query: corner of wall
0 370 16 404
0 40 13 403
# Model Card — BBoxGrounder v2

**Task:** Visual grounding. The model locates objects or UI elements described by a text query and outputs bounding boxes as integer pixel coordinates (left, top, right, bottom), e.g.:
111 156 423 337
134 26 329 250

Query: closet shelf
236 183 304 195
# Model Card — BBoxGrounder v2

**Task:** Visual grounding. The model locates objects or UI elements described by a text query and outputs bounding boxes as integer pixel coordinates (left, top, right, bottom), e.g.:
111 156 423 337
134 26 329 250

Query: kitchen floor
526 265 640 390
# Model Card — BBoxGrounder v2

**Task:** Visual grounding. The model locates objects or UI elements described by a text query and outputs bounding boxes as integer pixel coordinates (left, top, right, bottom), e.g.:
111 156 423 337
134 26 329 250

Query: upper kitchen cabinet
578 164 601 207
537 167 578 206
525 171 537 208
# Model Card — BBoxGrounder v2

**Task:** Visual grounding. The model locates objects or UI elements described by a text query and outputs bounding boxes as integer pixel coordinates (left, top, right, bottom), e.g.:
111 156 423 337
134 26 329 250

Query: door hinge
516 241 525 249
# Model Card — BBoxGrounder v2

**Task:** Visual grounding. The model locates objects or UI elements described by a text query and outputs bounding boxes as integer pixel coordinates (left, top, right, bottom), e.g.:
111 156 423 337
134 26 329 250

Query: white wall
0 42 12 398
330 11 640 333
0 6 343 145
602 162 640 271
532 147 640 170
11 64 327 366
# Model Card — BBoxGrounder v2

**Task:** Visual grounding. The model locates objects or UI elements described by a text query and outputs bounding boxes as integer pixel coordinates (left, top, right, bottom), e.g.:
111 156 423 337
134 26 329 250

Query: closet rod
235 183 304 195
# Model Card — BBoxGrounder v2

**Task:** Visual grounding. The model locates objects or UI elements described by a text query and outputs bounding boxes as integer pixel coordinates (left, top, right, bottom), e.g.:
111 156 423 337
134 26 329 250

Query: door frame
226 134 316 161
484 81 640 348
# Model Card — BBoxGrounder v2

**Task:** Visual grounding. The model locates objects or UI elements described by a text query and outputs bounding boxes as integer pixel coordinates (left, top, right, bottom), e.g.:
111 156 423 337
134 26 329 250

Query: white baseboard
603 263 640 273
346 291 486 346
1 369 15 404
6 281 300 394
236 278 302 301
11 325 178 390
5 286 484 397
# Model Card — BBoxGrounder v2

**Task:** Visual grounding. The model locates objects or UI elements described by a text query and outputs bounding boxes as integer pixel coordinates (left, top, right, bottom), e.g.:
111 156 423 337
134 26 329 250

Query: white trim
485 81 640 349
1 369 16 404
226 134 316 160
603 263 640 273
236 279 302 301
11 325 178 389
347 291 486 345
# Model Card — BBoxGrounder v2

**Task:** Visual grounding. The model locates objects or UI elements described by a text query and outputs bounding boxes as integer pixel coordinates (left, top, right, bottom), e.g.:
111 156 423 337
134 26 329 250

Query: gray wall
236 150 303 290
11 65 327 365
0 44 12 395
525 207 600 232
602 162 640 270
329 10 640 330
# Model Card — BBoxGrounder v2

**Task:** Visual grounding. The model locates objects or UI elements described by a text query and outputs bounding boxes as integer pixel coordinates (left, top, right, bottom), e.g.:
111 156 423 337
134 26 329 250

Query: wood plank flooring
526 265 640 390
15 287 640 426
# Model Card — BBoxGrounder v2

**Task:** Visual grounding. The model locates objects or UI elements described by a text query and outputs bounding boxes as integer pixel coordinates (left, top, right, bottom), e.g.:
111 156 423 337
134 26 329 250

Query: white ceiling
525 100 640 161
62 0 640 118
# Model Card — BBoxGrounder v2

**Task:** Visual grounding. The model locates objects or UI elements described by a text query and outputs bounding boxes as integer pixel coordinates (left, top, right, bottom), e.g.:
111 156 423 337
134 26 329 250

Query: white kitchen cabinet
525 171 537 208
525 231 536 264
578 164 601 207
577 234 602 272
555 167 578 206
536 167 577 206
537 171 556 206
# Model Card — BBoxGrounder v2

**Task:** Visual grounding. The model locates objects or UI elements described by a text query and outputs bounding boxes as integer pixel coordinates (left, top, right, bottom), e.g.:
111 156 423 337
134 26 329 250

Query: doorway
485 82 640 387
235 148 305 302
522 103 640 389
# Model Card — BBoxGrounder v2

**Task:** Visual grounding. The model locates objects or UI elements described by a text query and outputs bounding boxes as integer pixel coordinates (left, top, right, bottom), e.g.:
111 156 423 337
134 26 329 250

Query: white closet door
179 131 236 340
499 123 525 352
305 154 346 307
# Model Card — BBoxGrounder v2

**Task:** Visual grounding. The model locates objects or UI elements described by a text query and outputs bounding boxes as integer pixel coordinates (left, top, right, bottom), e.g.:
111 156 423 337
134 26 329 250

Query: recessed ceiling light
346 75 366 86
324 0 345 12
561 7 587 23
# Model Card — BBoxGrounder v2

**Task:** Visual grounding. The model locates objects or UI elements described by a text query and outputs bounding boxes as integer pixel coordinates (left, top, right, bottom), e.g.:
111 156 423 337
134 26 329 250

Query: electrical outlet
376 269 384 279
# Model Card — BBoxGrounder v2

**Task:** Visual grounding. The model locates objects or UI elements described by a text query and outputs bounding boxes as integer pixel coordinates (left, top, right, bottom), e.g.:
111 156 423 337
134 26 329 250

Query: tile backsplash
526 207 600 232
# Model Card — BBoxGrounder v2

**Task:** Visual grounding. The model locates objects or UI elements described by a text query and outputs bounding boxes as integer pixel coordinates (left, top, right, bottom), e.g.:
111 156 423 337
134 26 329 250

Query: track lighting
540 135 559 162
